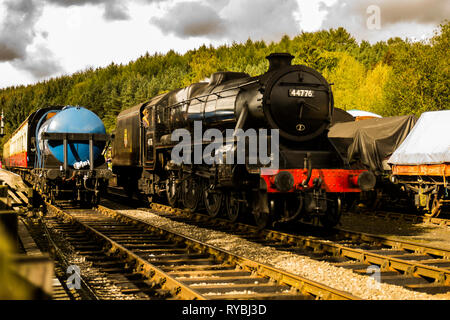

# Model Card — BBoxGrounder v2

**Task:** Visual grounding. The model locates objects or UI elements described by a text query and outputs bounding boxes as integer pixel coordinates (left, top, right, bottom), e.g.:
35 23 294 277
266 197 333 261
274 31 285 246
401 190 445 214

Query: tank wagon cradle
112 53 375 229
391 164 449 216
3 106 112 206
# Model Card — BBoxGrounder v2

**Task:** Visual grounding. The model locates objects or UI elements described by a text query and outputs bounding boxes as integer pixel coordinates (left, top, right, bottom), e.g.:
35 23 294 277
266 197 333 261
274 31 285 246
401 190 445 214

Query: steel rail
93 204 358 300
145 203 450 289
343 210 450 227
36 208 173 300
335 228 450 259
38 215 101 300
18 217 73 300
46 203 206 300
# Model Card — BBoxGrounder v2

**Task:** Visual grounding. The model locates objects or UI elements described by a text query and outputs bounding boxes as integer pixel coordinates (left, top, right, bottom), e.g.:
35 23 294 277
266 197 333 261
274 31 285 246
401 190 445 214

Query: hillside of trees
0 22 448 146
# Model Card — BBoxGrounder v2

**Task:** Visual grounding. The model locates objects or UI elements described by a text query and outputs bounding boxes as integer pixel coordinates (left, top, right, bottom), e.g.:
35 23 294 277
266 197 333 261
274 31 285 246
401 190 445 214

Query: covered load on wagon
388 110 450 217
388 110 450 165
328 115 417 173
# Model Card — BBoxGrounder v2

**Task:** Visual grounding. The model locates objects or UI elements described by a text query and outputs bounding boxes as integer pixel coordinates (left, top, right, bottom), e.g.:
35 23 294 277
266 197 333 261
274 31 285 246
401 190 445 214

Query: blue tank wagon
3 106 112 205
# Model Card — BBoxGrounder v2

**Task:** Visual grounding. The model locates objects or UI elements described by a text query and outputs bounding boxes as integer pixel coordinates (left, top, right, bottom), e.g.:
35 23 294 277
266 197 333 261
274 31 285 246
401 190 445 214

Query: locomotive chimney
266 53 294 72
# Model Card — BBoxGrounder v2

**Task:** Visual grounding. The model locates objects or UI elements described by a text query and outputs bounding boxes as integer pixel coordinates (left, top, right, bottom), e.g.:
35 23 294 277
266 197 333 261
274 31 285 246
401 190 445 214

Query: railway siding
134 202 450 297
343 210 450 228
265 228 450 288
28 211 158 300
96 204 358 300
47 204 204 300
45 202 358 300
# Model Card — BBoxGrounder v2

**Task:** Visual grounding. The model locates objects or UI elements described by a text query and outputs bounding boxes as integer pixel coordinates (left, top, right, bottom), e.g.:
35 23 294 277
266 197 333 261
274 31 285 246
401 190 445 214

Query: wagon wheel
203 185 223 218
253 208 270 230
166 175 179 207
370 189 383 210
147 195 157 205
85 192 95 208
226 192 243 222
425 194 442 218
282 195 303 222
125 178 135 199
182 176 201 211
320 196 342 228
92 193 100 207
78 191 94 208
252 192 271 230
148 191 164 204
49 189 56 204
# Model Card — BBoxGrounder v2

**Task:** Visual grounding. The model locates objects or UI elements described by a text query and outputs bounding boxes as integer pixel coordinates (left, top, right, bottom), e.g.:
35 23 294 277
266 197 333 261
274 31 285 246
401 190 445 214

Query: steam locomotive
112 53 375 228
3 106 112 205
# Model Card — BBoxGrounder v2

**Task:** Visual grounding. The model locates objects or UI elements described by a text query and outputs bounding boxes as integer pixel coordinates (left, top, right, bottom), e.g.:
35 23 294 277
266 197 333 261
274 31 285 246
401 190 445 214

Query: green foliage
0 22 448 144
381 22 449 116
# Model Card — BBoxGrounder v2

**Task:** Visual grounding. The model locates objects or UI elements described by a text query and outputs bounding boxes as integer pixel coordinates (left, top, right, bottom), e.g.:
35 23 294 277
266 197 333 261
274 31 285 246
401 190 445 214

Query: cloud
0 43 21 61
221 0 300 42
45 0 131 21
0 0 166 83
342 0 449 25
0 0 63 79
0 0 42 62
151 2 227 38
320 0 450 42
12 44 64 78
150 0 300 42
44 0 169 22
103 1 131 21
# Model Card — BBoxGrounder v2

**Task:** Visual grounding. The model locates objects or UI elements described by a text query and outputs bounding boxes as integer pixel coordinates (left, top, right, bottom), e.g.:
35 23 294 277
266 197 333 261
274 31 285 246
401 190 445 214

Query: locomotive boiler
112 53 375 228
3 106 112 205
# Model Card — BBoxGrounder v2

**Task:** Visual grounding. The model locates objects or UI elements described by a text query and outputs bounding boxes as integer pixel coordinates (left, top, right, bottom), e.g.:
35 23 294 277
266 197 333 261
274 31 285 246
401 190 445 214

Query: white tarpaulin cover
347 110 382 118
388 110 450 165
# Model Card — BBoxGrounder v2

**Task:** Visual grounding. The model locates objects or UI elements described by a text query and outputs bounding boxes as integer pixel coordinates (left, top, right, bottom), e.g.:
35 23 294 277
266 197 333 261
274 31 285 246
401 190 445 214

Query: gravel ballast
116 208 445 300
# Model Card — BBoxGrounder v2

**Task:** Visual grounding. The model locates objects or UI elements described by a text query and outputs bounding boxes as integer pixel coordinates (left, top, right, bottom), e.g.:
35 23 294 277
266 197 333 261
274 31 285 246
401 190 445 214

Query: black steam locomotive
112 53 375 228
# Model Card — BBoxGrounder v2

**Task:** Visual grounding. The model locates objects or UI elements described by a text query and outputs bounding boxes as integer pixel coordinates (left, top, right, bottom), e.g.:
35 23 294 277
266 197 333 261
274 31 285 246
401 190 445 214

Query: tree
0 22 448 139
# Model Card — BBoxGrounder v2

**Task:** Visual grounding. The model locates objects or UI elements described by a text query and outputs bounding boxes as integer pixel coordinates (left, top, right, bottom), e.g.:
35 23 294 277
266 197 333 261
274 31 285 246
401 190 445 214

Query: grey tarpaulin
388 110 450 165
331 108 355 125
328 115 417 172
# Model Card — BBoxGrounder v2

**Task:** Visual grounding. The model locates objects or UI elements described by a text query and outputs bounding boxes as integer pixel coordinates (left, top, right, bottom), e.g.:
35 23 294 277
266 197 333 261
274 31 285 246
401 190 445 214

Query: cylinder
37 106 106 167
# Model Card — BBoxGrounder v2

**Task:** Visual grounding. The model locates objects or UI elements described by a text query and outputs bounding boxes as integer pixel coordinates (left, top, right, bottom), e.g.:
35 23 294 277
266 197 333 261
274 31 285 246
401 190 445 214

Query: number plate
288 89 315 98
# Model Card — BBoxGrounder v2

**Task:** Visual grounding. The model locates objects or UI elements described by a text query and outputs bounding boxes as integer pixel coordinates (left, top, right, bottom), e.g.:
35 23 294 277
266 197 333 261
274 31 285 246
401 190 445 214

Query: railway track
42 202 358 300
344 210 450 228
18 218 71 300
23 213 102 300
122 201 450 296
36 207 177 300
22 217 86 300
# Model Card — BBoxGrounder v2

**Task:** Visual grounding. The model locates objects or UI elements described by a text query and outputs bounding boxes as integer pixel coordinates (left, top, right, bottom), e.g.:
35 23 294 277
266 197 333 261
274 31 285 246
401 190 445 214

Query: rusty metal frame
392 164 450 177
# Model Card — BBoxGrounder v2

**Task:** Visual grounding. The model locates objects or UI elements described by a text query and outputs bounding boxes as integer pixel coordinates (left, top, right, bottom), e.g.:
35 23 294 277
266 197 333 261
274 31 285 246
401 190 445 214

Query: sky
0 0 448 89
